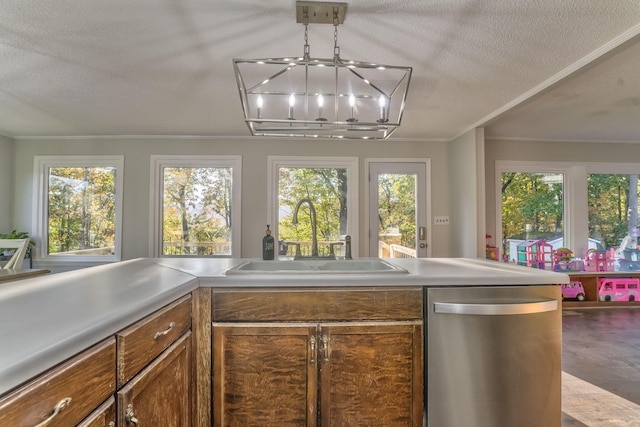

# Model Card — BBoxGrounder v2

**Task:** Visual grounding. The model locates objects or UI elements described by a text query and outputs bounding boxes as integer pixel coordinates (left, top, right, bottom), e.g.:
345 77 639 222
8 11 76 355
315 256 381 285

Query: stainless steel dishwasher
426 285 561 427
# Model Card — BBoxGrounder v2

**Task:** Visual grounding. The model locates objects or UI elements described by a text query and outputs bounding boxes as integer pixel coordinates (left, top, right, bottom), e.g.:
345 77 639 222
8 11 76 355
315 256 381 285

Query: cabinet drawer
212 288 423 321
0 338 116 427
117 294 192 387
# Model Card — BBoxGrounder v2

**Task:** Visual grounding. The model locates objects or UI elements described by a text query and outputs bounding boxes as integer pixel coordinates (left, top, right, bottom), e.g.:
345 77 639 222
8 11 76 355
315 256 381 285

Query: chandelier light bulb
288 93 295 119
317 94 325 120
256 95 263 119
347 93 357 122
378 95 387 122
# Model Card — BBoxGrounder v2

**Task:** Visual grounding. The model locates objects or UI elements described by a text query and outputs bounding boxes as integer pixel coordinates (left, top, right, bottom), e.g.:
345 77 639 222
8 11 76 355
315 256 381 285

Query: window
496 161 640 271
268 156 358 258
34 155 124 263
588 173 639 249
500 171 564 262
150 155 241 257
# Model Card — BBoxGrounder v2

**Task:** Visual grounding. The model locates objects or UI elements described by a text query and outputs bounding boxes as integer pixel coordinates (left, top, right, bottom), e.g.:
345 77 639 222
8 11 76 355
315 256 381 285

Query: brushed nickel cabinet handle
322 335 329 364
153 321 176 340
125 404 139 426
310 335 316 365
34 397 71 427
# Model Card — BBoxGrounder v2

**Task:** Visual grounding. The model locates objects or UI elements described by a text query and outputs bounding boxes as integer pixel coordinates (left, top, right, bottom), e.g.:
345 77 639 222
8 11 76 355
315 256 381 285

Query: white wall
11 137 451 266
0 135 13 233
448 129 485 257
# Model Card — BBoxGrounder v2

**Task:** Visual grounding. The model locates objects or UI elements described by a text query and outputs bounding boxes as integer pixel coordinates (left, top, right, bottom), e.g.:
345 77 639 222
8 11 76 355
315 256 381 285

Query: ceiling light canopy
233 1 412 140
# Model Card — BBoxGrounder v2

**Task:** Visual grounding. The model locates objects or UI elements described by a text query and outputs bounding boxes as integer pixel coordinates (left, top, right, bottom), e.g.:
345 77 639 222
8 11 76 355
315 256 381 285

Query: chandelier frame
232 1 412 140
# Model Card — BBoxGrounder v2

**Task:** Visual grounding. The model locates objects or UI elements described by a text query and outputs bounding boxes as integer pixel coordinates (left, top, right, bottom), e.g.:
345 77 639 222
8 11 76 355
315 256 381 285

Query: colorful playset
618 248 640 271
516 240 553 269
597 277 640 302
584 248 615 272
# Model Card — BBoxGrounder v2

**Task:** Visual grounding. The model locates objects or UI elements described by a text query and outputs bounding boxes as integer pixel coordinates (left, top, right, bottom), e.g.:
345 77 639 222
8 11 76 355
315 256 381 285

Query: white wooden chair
0 238 30 270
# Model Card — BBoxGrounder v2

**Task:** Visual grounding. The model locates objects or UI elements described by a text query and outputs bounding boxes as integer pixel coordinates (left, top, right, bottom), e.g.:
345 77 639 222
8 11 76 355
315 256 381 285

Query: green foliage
588 174 639 248
501 172 563 243
377 173 416 248
162 167 232 255
0 230 35 253
502 172 640 254
47 167 116 254
278 167 347 243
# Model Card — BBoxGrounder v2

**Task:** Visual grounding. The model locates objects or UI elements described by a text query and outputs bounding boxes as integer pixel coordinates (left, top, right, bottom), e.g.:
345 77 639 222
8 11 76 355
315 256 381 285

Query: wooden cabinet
212 288 423 426
0 293 194 427
118 332 192 426
116 294 192 387
116 294 193 426
78 397 116 427
214 324 316 425
566 272 640 307
320 322 422 426
0 338 116 427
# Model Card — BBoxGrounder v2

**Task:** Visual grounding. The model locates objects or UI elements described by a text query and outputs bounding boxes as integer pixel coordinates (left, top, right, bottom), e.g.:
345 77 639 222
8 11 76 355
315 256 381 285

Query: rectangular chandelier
232 2 412 140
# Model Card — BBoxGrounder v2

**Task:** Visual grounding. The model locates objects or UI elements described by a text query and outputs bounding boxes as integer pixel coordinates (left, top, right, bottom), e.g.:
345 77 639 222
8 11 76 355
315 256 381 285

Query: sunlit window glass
162 167 233 256
501 172 564 266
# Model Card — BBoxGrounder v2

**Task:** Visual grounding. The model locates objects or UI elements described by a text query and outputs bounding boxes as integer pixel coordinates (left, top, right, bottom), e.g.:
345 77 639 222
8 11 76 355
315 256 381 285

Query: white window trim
33 155 124 264
149 155 242 258
267 156 359 257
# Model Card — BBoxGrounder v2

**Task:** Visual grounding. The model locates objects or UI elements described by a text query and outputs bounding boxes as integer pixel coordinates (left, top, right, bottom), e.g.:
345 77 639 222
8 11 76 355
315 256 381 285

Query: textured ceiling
2 0 640 142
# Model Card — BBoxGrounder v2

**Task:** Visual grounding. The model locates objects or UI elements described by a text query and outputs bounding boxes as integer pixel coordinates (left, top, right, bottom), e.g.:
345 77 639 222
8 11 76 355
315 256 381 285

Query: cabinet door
118 332 192 427
213 324 318 427
319 322 423 427
77 397 116 427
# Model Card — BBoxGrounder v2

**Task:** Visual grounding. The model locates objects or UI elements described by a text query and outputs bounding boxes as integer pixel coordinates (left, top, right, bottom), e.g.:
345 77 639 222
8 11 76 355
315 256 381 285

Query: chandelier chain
303 7 310 61
333 7 340 61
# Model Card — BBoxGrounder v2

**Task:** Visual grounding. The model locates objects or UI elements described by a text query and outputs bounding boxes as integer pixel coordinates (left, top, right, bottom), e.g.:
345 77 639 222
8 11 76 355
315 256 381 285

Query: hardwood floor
562 308 640 426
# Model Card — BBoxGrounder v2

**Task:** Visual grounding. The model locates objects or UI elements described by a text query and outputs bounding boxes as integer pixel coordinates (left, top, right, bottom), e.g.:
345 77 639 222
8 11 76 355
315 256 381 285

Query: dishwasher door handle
433 299 558 315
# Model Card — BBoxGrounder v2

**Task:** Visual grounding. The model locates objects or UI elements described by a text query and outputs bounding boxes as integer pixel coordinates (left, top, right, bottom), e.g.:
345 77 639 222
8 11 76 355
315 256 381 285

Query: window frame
149 155 242 258
495 161 573 261
496 160 640 261
267 156 359 258
33 155 125 264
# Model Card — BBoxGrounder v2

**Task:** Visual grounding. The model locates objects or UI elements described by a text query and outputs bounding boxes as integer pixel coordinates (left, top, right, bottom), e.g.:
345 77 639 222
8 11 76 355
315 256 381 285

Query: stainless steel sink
226 259 408 274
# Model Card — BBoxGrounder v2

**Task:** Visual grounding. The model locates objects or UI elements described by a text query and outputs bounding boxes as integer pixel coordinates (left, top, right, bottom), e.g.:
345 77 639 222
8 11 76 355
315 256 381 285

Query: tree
278 167 348 244
501 172 563 257
162 167 233 255
48 166 116 254
377 173 416 248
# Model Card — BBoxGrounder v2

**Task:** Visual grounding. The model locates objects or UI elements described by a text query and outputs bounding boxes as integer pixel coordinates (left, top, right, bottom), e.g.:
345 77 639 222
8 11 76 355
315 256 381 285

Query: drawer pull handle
126 404 139 426
310 335 316 365
321 335 329 364
154 321 176 340
35 397 71 427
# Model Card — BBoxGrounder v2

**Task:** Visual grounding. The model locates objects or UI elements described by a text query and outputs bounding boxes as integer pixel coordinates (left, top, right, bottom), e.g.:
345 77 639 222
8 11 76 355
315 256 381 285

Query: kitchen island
0 257 568 426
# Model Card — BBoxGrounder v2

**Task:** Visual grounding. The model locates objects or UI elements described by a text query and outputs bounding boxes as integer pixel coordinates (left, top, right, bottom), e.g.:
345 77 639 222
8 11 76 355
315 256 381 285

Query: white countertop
0 257 567 395
157 257 568 287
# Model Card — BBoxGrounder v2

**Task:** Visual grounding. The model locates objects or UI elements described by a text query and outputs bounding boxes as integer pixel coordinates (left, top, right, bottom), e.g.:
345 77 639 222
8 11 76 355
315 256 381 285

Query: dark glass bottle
263 225 275 260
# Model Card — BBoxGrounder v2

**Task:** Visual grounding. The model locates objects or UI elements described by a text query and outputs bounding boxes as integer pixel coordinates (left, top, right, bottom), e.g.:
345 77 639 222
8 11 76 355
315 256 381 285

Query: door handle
419 226 426 240
434 299 558 315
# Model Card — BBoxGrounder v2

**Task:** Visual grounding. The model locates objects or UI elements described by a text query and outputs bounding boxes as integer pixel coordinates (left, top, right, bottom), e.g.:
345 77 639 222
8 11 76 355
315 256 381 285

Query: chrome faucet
292 198 319 258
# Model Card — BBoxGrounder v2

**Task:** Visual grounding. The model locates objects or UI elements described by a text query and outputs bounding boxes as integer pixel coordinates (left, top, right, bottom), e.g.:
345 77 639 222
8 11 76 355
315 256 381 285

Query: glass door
369 162 428 258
